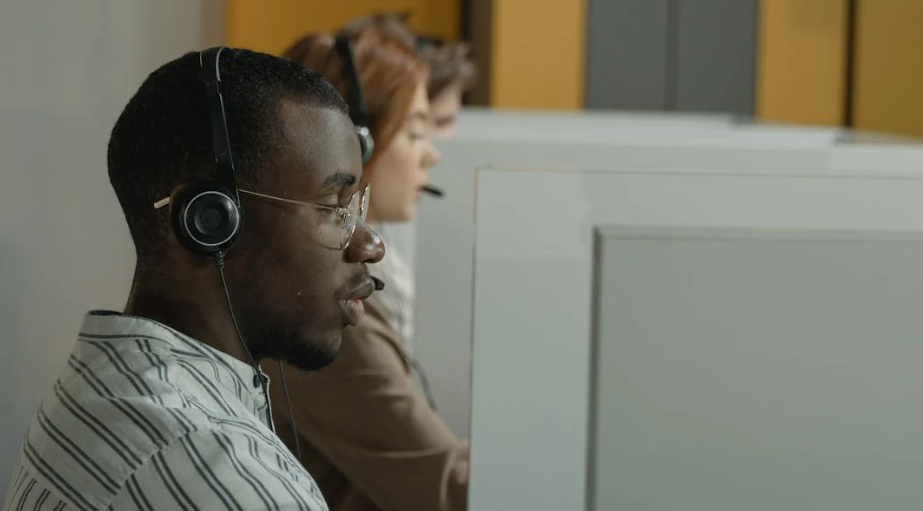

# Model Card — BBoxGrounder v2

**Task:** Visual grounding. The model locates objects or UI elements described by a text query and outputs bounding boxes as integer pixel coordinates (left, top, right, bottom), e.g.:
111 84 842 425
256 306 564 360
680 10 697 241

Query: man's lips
343 279 375 301
340 275 376 326
341 297 366 326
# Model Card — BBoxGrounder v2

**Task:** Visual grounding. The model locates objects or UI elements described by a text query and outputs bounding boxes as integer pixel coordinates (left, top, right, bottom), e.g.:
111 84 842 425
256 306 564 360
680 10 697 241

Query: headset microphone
421 185 444 198
371 276 385 291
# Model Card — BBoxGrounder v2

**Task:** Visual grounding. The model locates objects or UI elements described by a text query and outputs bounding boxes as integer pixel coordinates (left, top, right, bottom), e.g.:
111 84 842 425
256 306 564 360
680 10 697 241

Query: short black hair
107 48 348 269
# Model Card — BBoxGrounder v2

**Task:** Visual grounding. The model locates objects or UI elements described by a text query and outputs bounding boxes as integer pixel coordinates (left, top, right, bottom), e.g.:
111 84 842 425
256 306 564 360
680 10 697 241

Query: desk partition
468 165 923 510
411 109 923 439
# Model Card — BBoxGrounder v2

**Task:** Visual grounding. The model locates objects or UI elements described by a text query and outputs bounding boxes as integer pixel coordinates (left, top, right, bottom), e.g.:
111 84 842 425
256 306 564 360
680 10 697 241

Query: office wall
757 0 923 138
226 0 460 57
584 0 670 110
524 0 923 133
466 0 494 106
585 0 757 116
673 0 757 115
222 0 923 133
852 0 923 139
755 0 850 126
0 0 225 488
489 0 587 109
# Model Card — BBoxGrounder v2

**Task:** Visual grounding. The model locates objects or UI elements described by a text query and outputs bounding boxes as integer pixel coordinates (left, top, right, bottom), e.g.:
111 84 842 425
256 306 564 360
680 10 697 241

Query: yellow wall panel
755 0 849 126
852 0 923 139
227 0 459 57
490 0 586 110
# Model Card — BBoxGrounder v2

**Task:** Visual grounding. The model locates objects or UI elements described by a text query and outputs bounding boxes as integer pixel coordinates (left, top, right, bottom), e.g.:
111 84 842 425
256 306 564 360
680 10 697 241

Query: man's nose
345 220 385 263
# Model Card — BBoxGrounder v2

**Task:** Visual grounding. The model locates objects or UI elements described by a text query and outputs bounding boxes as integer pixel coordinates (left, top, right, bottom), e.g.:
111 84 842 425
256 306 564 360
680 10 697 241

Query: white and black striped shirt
2 310 328 511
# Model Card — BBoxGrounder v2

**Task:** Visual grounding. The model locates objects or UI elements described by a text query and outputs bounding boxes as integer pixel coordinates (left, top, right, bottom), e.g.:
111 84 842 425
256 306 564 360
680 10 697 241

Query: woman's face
367 81 440 223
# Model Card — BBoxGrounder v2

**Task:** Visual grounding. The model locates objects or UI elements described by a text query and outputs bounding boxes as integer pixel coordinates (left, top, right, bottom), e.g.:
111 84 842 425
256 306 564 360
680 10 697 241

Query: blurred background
224 0 921 137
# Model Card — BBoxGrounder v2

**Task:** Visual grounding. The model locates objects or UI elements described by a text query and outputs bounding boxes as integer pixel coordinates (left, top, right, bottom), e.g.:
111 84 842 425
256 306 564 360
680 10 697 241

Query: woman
262 23 469 511
340 12 477 137
335 12 477 387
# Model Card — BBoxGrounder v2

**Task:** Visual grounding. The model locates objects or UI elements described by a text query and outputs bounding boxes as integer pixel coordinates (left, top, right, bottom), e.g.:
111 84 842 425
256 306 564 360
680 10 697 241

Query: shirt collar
81 310 270 412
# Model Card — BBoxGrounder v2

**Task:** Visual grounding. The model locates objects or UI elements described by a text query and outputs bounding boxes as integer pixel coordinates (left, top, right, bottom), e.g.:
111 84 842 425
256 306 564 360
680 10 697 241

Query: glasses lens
340 185 370 249
359 184 370 222
340 191 359 249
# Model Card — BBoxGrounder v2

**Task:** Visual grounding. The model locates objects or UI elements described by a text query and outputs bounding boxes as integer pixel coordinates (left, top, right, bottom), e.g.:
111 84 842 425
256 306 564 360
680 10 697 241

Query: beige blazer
262 295 469 511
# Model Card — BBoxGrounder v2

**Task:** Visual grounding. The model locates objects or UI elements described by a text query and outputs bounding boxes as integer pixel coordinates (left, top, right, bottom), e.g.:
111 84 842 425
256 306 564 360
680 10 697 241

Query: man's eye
317 207 341 221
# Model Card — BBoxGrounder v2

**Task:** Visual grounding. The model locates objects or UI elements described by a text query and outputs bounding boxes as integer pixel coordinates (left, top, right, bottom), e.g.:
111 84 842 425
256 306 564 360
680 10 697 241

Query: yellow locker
227 0 460 57
755 0 850 126
489 0 587 109
852 0 923 138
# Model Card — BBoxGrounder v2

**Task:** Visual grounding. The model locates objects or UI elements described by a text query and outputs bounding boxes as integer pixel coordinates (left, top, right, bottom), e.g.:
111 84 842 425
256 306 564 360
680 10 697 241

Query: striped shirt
2 310 328 511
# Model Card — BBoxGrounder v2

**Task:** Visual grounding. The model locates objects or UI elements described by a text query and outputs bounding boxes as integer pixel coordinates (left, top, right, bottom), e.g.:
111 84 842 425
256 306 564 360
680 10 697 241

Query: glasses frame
155 184 370 250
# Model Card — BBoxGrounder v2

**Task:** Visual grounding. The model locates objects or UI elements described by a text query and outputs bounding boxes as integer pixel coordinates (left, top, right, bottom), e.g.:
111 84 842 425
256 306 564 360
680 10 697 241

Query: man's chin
279 335 341 372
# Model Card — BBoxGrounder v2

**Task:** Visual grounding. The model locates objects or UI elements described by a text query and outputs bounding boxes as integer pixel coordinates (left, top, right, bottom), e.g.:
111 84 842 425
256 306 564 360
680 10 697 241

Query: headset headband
333 36 372 129
199 46 240 205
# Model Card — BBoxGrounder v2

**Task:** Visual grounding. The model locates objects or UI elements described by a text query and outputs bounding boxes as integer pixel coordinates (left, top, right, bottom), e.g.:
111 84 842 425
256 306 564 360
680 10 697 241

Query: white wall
0 0 225 487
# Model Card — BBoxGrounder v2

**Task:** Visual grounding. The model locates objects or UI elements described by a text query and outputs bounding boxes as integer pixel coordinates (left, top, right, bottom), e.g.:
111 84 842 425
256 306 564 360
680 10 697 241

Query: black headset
171 46 243 256
334 36 375 164
332 35 444 198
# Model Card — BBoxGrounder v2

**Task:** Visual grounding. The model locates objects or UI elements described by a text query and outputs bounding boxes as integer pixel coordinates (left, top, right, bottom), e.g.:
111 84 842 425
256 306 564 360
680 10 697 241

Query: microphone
421 185 444 198
371 276 385 291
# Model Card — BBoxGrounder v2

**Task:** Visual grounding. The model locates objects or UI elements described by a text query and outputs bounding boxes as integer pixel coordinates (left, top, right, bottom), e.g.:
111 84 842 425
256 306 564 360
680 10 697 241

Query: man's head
108 48 385 371
416 36 476 137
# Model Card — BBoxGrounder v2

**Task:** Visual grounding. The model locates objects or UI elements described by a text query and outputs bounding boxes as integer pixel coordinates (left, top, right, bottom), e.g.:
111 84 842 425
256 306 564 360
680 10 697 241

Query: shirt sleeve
109 428 328 511
268 303 469 511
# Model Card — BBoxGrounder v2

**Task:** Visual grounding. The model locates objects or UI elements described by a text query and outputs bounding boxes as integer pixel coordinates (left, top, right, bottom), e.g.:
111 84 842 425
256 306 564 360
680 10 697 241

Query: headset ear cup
356 126 374 164
170 181 242 255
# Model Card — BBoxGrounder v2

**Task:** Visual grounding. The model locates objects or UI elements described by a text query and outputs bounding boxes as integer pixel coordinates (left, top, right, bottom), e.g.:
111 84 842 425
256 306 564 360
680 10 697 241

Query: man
415 34 476 138
260 19 472 511
2 47 384 510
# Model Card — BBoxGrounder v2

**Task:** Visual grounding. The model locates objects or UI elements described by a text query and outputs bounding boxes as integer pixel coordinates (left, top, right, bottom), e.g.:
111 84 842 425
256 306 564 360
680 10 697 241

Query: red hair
339 13 477 99
283 26 428 175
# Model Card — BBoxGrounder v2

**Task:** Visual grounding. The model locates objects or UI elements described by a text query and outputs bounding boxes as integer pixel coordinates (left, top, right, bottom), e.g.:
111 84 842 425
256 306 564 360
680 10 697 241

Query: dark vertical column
842 0 858 127
673 0 759 116
466 0 493 106
584 0 671 110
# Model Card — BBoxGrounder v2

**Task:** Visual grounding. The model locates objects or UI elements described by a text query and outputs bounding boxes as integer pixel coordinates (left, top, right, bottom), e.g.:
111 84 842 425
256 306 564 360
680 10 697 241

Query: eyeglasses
240 184 370 250
154 184 370 250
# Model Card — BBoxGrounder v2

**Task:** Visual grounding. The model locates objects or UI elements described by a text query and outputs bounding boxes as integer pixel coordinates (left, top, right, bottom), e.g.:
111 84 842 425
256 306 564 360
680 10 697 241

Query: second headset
333 35 444 198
